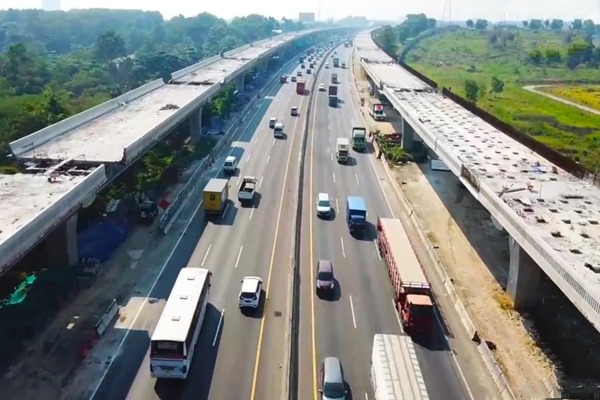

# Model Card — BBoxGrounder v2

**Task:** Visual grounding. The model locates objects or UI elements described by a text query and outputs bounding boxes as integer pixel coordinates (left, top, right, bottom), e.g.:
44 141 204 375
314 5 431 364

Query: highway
297 45 469 400
89 45 326 400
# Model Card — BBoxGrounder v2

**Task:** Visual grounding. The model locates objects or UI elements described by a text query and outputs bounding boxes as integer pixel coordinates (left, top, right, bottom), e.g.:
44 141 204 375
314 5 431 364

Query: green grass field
539 85 600 111
404 29 600 170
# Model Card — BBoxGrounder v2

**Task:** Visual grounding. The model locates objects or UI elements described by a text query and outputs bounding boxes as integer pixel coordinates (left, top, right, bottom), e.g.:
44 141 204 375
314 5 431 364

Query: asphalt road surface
297 45 470 400
90 47 326 400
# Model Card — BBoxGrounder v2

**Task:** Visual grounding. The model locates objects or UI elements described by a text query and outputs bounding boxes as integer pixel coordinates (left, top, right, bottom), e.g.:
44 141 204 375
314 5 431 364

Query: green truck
351 127 367 151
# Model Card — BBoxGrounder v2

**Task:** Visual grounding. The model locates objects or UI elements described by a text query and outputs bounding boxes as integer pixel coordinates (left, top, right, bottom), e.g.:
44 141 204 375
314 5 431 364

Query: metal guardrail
158 51 311 235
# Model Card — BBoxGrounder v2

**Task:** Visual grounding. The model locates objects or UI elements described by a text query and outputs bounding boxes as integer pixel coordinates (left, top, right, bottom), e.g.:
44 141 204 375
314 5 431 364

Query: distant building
299 12 316 23
41 0 60 11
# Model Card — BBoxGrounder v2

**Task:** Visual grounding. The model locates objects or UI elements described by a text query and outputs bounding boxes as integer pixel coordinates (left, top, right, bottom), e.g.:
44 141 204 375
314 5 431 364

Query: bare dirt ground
353 55 559 398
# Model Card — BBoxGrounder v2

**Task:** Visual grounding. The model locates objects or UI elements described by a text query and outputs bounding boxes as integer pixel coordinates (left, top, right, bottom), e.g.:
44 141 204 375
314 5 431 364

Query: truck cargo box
203 178 229 214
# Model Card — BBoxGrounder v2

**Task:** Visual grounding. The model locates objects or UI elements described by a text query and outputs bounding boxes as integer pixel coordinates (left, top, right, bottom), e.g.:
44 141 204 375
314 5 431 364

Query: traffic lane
334 96 470 399
250 86 309 400
89 51 320 400
184 78 310 400
122 96 291 400
312 98 380 399
125 71 306 400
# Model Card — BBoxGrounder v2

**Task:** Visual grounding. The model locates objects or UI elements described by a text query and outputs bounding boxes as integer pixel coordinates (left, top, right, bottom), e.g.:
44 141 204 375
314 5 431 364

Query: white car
239 276 262 309
316 192 332 218
319 83 325 91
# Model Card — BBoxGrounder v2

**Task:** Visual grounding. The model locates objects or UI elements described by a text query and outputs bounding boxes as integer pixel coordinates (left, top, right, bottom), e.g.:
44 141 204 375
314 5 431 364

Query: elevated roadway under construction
355 30 600 334
0 28 345 275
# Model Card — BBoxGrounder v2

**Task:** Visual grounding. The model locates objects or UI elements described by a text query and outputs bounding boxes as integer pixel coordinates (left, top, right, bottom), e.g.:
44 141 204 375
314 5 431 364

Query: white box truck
336 138 350 163
371 334 430 400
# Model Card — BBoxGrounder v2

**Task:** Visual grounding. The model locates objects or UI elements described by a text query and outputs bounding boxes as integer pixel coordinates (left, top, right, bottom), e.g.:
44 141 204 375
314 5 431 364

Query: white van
269 117 277 128
223 155 237 175
274 122 284 138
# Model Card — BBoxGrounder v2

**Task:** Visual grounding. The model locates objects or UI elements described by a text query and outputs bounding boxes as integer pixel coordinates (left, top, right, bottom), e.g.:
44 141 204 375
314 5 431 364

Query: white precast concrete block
0 165 107 274
9 79 164 158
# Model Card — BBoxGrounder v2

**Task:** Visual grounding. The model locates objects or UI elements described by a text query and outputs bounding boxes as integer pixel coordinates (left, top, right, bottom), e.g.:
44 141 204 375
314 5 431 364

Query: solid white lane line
234 246 244 269
201 244 212 267
222 202 230 218
340 237 346 258
213 309 225 346
332 172 336 183
349 295 357 329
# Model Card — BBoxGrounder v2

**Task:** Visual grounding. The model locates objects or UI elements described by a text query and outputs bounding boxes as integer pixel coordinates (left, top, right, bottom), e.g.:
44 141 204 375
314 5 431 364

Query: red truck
296 79 306 95
377 217 434 334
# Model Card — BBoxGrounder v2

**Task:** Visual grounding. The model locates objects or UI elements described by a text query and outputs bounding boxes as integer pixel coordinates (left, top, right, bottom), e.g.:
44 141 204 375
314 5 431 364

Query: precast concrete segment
0 29 347 276
0 166 107 274
355 29 600 334
9 29 343 164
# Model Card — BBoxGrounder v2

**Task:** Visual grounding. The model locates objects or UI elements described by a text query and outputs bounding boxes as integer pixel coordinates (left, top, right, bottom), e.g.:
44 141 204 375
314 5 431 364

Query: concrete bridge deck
0 28 340 274
355 30 600 333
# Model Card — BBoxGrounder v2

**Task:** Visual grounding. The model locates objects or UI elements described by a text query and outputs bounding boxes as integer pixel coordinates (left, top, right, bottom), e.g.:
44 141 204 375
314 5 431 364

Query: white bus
150 268 212 379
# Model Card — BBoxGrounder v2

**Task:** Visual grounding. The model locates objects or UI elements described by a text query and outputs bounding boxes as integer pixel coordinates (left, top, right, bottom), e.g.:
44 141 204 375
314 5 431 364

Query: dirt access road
354 59 559 398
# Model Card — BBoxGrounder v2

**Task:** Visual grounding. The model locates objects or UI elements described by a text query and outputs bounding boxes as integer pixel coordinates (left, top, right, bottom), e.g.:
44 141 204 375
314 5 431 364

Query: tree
95 30 126 63
491 77 504 96
466 19 474 29
545 49 561 63
572 19 583 30
464 80 479 103
474 19 488 30
550 19 564 30
529 19 543 30
544 19 550 28
378 25 397 55
583 19 596 35
528 49 543 65
522 20 528 28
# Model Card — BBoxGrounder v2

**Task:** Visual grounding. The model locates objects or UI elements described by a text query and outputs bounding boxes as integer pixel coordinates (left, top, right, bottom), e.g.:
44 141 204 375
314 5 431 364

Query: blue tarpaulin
77 219 129 263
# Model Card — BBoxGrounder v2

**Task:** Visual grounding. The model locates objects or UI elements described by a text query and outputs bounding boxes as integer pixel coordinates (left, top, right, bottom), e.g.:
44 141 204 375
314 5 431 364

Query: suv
239 276 262 309
319 357 346 400
315 260 335 293
316 192 331 218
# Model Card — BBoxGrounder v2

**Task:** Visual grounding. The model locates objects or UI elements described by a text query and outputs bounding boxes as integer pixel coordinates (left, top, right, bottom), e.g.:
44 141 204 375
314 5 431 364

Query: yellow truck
203 178 229 215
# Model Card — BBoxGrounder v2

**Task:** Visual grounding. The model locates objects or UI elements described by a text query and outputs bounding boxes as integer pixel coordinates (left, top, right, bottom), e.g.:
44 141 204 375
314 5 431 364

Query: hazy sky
3 0 600 22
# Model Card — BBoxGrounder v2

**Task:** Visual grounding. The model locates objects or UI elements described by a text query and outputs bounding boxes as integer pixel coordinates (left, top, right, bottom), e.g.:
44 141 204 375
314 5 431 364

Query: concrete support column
189 106 203 143
258 58 268 72
402 119 415 151
236 74 245 92
507 235 542 310
45 213 78 267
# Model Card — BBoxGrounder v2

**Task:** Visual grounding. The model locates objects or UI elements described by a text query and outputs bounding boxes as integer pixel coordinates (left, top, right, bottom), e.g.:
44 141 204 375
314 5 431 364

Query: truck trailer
203 178 229 215
296 79 306 95
376 218 434 334
328 85 338 107
371 334 430 400
351 127 367 151
336 137 349 162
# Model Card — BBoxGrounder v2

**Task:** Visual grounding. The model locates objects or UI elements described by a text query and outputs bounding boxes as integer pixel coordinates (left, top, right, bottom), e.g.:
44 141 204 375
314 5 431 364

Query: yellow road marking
308 78 320 400
249 77 309 400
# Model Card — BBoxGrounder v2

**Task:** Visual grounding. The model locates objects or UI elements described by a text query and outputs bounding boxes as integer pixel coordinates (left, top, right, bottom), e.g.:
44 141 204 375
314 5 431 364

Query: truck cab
346 196 367 236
